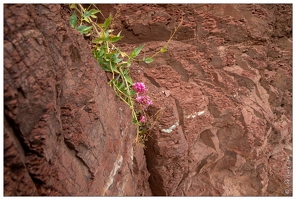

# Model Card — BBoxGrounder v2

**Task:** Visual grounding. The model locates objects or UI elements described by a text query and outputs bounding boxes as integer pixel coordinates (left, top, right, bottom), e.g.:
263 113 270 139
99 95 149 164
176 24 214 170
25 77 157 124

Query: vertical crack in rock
4 3 292 196
4 4 151 196
114 4 291 196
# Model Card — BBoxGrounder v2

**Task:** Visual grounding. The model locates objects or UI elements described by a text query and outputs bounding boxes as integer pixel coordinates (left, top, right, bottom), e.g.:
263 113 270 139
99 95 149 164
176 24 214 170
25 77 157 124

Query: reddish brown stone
4 3 292 196
113 4 292 196
4 4 151 196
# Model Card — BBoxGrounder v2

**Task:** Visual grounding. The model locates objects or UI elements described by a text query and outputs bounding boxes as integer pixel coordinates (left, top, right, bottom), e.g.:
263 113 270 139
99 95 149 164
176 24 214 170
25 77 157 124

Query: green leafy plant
69 4 182 144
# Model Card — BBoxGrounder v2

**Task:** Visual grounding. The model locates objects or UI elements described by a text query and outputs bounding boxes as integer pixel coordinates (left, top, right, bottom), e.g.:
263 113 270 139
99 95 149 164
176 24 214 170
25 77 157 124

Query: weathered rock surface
4 4 151 196
112 4 292 196
4 4 292 196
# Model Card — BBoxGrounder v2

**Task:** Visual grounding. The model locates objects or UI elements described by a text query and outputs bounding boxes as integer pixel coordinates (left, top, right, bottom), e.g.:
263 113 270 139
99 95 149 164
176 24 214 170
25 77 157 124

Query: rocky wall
3 4 292 196
112 4 293 196
4 4 151 196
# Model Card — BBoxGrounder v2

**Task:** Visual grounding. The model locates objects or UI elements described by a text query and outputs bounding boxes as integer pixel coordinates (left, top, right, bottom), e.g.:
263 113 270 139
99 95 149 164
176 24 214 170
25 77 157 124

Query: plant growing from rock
69 4 181 144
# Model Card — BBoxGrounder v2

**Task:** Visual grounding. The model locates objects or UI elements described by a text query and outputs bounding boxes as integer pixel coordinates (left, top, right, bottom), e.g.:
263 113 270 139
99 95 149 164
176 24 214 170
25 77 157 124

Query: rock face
4 4 151 196
112 4 292 196
4 4 292 196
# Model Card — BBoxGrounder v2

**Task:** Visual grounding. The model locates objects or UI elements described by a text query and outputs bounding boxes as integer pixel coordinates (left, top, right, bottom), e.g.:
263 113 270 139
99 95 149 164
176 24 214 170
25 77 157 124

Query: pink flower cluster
135 95 153 107
139 115 146 123
132 82 147 94
132 82 152 122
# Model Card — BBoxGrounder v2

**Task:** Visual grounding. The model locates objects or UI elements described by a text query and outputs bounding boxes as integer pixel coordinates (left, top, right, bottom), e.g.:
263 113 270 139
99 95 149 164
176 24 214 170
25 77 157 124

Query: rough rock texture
4 4 151 196
111 4 292 196
4 4 292 196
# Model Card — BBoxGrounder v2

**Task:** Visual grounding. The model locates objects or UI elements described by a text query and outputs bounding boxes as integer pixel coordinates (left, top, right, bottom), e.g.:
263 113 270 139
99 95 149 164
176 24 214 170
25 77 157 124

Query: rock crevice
4 4 151 196
112 4 292 196
4 4 292 196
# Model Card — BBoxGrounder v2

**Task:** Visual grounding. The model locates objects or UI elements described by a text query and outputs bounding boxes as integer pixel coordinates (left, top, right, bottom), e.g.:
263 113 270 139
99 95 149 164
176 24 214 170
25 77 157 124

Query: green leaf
76 25 92 34
83 17 90 23
69 12 78 28
132 116 138 124
104 30 110 39
111 53 122 63
101 64 111 72
104 14 112 30
94 48 105 59
83 10 92 18
119 81 125 89
76 25 86 32
98 23 104 29
85 26 93 33
92 37 104 44
160 46 167 53
130 89 136 97
110 62 120 74
131 45 144 58
114 57 123 63
125 75 133 85
70 4 76 9
144 57 154 63
109 35 123 43
90 9 100 15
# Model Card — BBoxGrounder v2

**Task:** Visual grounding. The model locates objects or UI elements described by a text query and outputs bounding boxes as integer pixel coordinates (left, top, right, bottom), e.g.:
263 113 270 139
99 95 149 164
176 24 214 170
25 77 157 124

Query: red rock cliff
111 4 292 196
4 4 292 196
4 4 151 196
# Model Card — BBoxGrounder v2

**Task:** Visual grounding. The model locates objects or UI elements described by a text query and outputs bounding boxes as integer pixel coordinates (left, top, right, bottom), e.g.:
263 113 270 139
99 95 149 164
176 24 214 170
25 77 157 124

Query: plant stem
151 17 183 58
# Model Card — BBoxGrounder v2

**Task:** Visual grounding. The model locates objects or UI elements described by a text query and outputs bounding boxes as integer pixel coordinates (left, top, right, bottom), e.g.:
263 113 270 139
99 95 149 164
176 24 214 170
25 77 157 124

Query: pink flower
132 82 152 108
132 82 147 94
140 115 146 123
135 95 153 107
